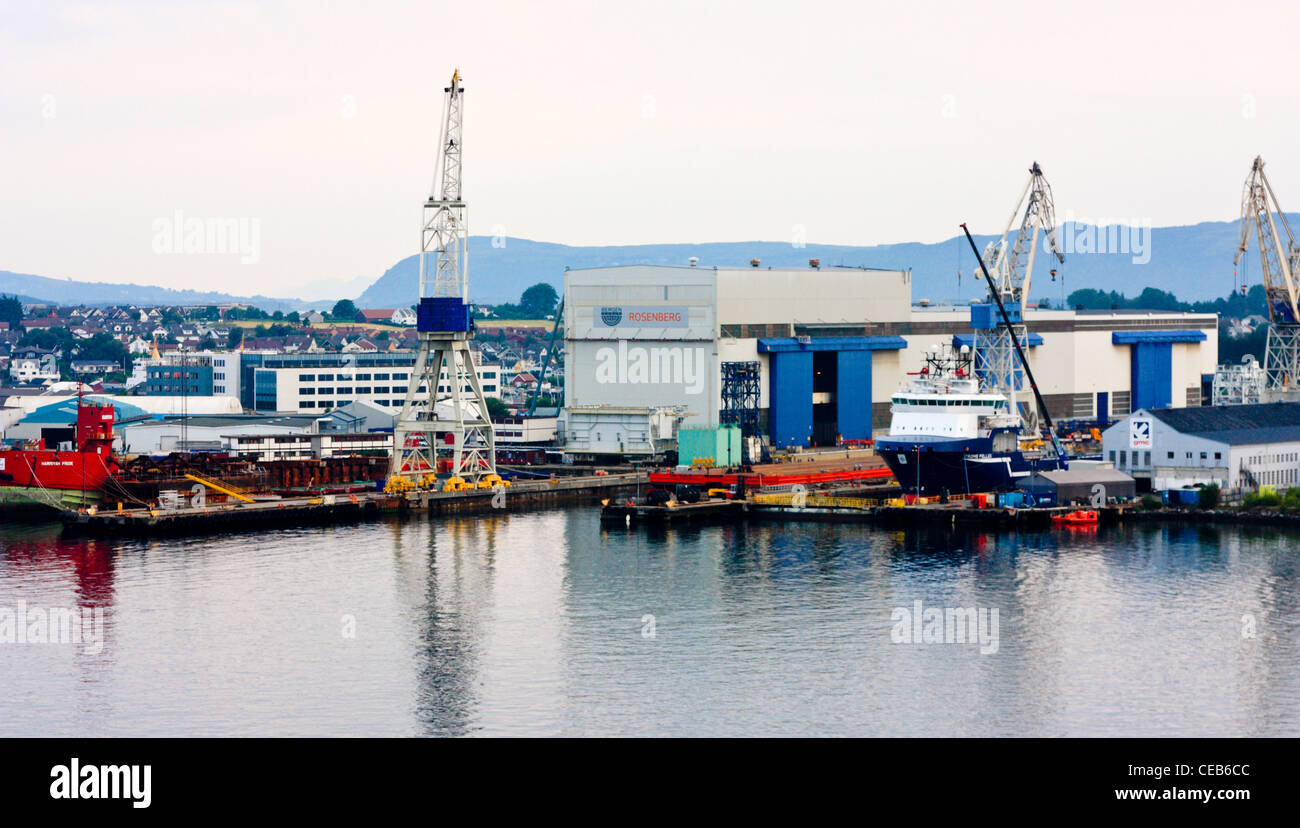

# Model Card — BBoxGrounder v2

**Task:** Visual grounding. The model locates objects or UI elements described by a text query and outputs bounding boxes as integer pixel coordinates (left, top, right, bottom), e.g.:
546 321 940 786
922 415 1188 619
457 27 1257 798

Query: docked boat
874 344 1065 496
1051 509 1099 526
0 400 120 511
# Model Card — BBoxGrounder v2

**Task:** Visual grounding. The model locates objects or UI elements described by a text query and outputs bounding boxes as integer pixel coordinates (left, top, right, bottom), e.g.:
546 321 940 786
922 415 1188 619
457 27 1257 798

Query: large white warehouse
560 263 1219 456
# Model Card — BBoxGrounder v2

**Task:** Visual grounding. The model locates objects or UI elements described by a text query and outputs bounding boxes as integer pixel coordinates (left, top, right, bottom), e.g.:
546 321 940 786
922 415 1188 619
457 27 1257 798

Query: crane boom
1235 156 1300 325
981 161 1065 305
424 69 468 301
972 161 1064 435
1233 156 1300 398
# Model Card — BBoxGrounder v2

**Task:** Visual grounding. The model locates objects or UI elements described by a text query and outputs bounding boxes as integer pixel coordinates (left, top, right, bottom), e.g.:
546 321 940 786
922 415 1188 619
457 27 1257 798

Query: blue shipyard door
759 336 906 449
1113 330 1207 412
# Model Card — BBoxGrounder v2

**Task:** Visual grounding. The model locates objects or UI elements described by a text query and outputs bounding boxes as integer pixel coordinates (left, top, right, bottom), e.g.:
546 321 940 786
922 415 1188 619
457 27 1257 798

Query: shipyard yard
3 3 1299 812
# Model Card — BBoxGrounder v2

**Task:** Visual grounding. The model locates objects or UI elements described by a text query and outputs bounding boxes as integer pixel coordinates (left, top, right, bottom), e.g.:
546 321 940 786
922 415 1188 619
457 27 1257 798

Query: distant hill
355 218 1281 309
5 215 1284 313
0 270 303 312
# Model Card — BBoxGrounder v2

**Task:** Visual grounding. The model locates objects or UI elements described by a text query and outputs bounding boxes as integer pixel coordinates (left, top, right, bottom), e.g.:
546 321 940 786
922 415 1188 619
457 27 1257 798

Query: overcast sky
1 0 1296 298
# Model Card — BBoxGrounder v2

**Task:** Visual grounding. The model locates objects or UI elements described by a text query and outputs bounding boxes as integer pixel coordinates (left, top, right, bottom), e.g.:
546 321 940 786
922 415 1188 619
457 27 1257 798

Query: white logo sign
1129 418 1152 448
594 306 689 328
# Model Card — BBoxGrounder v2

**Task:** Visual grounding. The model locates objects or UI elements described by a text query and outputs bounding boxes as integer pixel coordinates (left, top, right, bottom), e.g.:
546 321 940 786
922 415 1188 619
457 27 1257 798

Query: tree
19 327 74 354
331 299 359 322
485 397 510 420
1198 484 1220 510
0 295 23 330
519 283 558 318
227 328 244 349
76 332 129 367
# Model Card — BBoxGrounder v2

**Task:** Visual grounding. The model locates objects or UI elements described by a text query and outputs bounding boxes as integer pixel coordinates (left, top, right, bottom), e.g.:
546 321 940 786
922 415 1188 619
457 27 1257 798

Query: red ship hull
0 401 120 511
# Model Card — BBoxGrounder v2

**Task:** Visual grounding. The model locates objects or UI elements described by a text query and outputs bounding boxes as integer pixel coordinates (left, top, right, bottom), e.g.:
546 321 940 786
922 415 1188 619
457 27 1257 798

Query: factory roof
1031 467 1136 485
20 396 150 424
1147 403 1300 445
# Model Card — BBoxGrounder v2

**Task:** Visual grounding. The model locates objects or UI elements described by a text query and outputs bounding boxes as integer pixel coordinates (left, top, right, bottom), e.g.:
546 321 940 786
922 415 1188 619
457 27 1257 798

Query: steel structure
390 70 496 483
972 161 1064 434
1212 355 1267 406
1234 155 1300 401
719 361 761 437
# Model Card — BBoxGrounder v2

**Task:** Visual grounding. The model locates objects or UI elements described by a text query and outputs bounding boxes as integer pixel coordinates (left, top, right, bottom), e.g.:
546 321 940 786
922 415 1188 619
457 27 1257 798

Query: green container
678 425 743 467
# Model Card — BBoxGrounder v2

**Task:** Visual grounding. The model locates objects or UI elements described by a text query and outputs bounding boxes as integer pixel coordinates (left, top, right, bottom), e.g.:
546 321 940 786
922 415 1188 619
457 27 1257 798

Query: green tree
227 328 244 349
331 299 359 322
485 397 510 419
19 327 75 354
1197 484 1220 510
519 283 558 318
0 295 23 330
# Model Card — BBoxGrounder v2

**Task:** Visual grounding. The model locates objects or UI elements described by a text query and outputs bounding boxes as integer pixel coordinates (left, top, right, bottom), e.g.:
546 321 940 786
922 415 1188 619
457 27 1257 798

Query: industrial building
1019 467 1137 505
560 263 1219 456
238 352 501 412
1101 403 1300 491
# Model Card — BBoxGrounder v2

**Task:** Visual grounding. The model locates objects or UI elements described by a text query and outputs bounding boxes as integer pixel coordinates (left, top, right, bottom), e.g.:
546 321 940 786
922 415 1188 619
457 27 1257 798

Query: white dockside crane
389 70 499 488
1234 155 1300 401
972 161 1065 434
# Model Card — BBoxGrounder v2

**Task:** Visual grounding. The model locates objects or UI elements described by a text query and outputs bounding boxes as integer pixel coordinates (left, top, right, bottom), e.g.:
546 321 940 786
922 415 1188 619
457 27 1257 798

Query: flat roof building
562 263 1219 456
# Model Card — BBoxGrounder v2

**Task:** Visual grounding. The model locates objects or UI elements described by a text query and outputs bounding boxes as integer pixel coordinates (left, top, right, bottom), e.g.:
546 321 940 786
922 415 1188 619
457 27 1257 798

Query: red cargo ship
0 400 119 510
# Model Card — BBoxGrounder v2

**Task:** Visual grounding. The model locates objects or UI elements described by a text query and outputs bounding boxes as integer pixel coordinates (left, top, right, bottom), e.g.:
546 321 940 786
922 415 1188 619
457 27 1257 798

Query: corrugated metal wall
769 351 812 447
835 350 872 440
1130 342 1172 410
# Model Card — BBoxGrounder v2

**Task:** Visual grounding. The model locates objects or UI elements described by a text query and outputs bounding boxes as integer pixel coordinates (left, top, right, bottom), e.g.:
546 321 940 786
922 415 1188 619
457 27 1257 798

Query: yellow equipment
184 473 255 504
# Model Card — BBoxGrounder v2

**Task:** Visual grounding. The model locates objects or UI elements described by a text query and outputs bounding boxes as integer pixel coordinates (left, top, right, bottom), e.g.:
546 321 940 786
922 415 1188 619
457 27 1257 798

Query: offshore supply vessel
0 399 119 510
874 344 1064 496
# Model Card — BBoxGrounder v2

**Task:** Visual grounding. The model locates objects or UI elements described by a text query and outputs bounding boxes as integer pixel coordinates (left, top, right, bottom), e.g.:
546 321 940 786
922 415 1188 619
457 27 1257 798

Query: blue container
417 297 471 332
970 302 1021 330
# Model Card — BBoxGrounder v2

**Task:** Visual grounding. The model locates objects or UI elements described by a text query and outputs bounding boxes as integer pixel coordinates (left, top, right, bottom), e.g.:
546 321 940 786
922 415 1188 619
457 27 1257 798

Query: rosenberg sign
595 306 689 328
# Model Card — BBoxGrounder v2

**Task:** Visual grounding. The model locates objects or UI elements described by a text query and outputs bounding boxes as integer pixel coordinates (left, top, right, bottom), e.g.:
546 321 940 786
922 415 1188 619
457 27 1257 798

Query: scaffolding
1212 355 1267 406
720 361 761 437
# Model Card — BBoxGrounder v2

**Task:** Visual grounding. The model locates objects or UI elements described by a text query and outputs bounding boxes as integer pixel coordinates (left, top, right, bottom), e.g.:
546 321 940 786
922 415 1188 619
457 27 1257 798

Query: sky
1 0 1298 299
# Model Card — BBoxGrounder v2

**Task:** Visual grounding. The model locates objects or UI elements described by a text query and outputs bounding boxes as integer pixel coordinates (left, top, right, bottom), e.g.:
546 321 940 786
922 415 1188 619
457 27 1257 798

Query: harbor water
1 509 1297 737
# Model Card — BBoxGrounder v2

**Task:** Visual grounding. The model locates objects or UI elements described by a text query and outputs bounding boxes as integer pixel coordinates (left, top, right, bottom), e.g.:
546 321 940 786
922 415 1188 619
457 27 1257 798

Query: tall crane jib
389 70 499 488
971 162 1065 435
1234 155 1300 400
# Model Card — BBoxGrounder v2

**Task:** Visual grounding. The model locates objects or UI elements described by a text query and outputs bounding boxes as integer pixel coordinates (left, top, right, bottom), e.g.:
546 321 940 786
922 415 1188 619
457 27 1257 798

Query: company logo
594 306 689 328
1130 418 1152 448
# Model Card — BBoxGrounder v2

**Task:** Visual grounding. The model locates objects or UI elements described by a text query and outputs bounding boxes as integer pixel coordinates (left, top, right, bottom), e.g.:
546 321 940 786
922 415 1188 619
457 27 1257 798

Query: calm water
1 510 1298 737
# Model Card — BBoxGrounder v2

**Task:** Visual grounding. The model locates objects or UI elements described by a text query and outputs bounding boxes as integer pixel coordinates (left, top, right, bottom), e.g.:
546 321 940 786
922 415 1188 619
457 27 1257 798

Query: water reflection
1 512 1297 736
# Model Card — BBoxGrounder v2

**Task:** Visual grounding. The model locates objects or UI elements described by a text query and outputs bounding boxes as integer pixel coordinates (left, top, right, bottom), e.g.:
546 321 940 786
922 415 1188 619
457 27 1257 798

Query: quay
61 472 646 536
603 490 1132 529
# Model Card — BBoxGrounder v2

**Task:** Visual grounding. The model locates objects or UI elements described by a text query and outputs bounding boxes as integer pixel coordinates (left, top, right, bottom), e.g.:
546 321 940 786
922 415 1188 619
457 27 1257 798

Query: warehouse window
1144 452 1150 466
1167 451 1174 459
1214 452 1221 460
1109 451 1116 463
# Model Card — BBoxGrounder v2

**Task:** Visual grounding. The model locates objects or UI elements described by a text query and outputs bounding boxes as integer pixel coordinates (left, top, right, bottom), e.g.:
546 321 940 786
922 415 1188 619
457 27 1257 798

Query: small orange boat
1051 509 1099 526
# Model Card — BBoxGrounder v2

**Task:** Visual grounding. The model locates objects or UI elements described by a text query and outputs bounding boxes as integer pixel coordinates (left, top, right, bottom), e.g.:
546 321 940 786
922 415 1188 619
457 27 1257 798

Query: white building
1102 403 1300 491
8 350 60 384
561 262 1218 455
240 352 501 413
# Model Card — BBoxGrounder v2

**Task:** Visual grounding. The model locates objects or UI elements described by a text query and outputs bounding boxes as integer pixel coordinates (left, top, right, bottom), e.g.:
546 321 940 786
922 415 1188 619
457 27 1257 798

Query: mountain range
4 216 1284 312
357 217 1278 309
